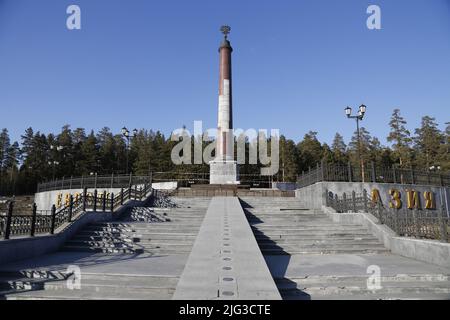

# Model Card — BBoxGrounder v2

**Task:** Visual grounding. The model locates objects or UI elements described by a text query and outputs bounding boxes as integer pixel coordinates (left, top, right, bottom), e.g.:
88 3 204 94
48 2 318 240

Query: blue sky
0 0 449 147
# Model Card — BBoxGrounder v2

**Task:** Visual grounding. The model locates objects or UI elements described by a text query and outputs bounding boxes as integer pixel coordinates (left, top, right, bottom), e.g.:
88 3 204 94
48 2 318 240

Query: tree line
0 109 448 195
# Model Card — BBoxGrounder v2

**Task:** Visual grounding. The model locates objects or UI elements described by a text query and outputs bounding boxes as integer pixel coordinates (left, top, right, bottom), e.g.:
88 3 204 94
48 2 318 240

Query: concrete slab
265 254 450 279
0 251 188 277
173 197 281 300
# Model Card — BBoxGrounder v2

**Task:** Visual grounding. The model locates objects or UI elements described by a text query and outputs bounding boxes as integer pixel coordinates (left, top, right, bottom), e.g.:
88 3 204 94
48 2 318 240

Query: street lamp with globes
345 104 367 182
122 127 138 175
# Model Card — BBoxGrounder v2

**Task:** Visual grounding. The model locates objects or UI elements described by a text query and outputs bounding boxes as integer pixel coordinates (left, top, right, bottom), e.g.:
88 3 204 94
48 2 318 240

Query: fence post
81 175 84 189
343 193 347 212
438 205 448 243
50 205 56 235
392 165 397 184
332 194 338 212
111 173 114 189
129 173 133 189
69 176 73 190
82 187 87 211
410 167 415 185
392 207 400 235
102 191 107 212
120 188 124 205
412 209 419 238
321 159 326 181
30 203 37 237
110 193 114 212
93 189 98 212
352 191 357 213
134 184 138 200
4 202 14 240
363 189 368 213
68 195 74 222
143 183 147 200
61 176 65 190
348 162 352 182
371 162 376 183
377 201 383 224
94 173 98 189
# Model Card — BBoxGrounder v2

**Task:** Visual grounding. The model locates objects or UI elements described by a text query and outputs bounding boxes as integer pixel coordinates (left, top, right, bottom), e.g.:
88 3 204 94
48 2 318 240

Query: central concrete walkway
173 197 280 300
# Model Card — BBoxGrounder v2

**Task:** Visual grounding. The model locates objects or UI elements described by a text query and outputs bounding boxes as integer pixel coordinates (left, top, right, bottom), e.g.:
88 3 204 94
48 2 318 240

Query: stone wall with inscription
296 181 450 216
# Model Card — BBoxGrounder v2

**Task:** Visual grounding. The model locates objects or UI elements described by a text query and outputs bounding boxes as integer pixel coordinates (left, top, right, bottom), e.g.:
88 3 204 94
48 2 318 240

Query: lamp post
121 127 138 175
345 104 367 182
48 161 60 181
49 145 63 181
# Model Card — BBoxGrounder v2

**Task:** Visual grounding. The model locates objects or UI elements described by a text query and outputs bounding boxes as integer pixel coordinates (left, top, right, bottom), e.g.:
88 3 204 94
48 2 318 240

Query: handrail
0 182 153 240
297 161 450 188
36 172 282 193
325 189 449 243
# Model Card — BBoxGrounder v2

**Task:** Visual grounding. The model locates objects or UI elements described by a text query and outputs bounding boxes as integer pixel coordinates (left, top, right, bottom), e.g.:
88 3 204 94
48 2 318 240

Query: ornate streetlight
49 145 63 180
345 104 367 182
122 127 138 174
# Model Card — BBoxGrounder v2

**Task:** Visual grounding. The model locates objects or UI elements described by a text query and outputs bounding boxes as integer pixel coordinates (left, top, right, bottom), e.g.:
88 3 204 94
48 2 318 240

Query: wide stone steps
252 229 375 236
254 234 379 240
276 275 450 300
72 234 197 241
2 273 179 300
256 238 383 245
62 245 192 255
251 224 370 230
260 248 388 255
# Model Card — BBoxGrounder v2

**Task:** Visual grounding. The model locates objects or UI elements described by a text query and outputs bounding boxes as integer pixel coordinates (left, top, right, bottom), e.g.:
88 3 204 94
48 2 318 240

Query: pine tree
297 131 323 171
413 116 444 169
331 133 348 165
80 131 99 175
387 109 412 167
438 122 450 171
97 127 116 174
279 136 298 182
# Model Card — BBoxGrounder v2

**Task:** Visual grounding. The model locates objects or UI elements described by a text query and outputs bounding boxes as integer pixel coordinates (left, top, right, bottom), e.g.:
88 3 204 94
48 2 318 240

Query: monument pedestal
209 160 239 185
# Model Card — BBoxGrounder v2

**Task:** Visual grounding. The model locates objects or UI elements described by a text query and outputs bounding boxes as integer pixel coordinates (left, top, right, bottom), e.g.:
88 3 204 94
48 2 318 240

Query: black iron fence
0 183 153 240
298 161 450 188
325 189 449 243
37 171 280 192
37 174 152 193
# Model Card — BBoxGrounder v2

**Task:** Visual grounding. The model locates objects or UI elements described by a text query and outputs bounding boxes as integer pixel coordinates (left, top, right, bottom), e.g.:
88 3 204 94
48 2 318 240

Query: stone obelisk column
217 26 233 161
210 26 239 184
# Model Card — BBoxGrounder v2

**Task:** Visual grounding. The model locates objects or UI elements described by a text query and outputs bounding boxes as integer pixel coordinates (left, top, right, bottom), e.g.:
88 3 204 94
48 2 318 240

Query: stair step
261 248 389 255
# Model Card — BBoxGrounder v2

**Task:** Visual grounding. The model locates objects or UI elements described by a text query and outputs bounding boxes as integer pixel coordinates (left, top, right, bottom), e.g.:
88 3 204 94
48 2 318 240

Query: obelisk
210 26 239 184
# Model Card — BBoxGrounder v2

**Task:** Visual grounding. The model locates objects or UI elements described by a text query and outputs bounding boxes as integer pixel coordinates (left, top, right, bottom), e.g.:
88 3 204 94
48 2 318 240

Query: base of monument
209 160 239 185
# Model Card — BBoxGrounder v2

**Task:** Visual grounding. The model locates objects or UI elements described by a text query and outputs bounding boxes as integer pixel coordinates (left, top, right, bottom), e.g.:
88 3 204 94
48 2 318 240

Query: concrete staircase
0 196 211 300
241 197 450 300
61 197 210 255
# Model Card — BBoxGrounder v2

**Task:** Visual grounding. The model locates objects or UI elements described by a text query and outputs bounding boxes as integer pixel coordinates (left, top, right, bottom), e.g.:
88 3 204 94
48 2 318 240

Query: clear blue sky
0 0 449 147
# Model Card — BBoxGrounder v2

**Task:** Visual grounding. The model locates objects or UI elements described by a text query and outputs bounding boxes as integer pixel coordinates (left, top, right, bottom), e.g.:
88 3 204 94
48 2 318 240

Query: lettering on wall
370 188 437 211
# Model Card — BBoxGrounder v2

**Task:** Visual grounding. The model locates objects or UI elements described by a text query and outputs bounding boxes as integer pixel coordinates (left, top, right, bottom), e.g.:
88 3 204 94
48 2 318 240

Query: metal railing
37 174 152 193
325 189 449 243
298 161 450 188
37 171 281 192
0 183 153 240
